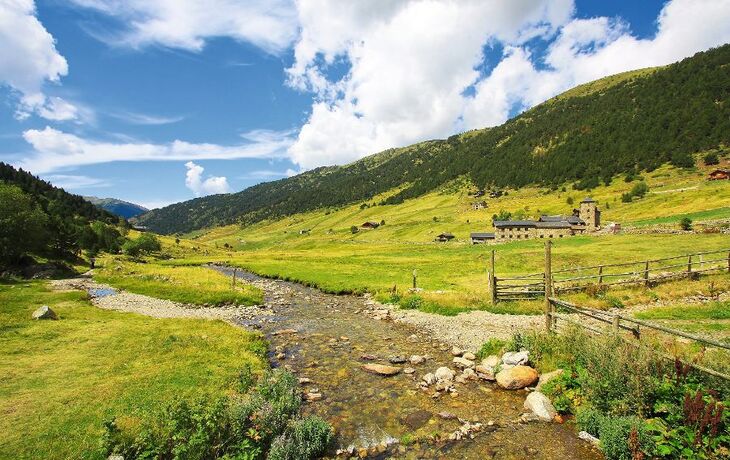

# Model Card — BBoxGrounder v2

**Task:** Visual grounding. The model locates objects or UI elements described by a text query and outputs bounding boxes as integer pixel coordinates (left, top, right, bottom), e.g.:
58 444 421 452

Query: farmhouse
472 201 488 210
708 169 730 180
361 221 380 229
492 198 601 241
470 232 495 244
435 232 455 242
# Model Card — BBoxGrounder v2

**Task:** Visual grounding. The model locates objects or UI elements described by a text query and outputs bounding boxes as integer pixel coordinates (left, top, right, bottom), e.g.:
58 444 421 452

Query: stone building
491 197 601 241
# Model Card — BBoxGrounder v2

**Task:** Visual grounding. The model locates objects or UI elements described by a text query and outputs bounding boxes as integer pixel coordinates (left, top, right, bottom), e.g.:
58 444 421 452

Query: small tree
350 226 358 234
680 217 693 231
566 196 574 205
122 233 162 257
703 152 719 166
175 237 180 245
0 184 47 266
630 182 649 199
380 219 385 226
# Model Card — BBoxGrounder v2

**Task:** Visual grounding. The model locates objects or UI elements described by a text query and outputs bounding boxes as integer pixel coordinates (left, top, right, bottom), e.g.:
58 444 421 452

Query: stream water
213 267 602 459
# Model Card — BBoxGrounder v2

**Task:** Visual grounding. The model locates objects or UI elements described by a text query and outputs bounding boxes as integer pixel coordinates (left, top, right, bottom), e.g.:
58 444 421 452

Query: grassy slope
0 281 266 460
170 162 730 312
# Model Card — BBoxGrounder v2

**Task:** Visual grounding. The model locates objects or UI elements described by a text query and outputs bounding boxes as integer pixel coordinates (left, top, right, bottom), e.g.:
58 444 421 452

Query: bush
599 416 652 460
680 217 692 231
566 196 574 205
400 295 424 310
476 338 507 360
122 233 162 257
268 416 333 460
350 226 358 234
577 407 604 437
703 152 720 166
630 182 649 199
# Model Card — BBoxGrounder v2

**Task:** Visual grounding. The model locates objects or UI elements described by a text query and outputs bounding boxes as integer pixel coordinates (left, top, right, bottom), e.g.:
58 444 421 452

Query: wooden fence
546 296 730 381
490 245 730 302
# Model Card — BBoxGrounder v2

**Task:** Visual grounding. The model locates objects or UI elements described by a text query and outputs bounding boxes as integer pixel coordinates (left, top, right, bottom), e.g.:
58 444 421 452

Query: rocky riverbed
53 270 602 459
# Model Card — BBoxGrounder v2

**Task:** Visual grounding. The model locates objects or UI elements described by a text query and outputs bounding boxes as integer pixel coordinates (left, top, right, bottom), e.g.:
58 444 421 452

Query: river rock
578 431 600 446
409 354 425 365
475 365 496 381
462 352 476 361
362 363 401 376
434 366 456 382
360 354 377 361
524 391 557 421
495 365 538 390
32 305 58 320
272 328 298 335
304 392 323 402
502 350 529 366
402 410 432 430
389 356 407 364
481 355 500 368
404 367 415 374
422 373 437 385
462 368 477 380
451 346 463 357
452 357 475 369
536 369 564 391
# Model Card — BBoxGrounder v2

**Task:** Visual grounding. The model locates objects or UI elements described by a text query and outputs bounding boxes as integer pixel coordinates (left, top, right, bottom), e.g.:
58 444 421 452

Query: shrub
268 416 333 460
350 226 358 234
400 295 424 310
621 193 633 203
599 416 652 460
476 338 507 360
630 182 649 199
566 196 574 205
680 217 692 231
703 152 719 166
577 407 604 437
122 233 162 257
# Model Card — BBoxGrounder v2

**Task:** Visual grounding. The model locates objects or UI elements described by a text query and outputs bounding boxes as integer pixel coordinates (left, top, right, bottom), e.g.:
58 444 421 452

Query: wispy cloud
239 169 290 180
17 126 295 174
109 111 185 125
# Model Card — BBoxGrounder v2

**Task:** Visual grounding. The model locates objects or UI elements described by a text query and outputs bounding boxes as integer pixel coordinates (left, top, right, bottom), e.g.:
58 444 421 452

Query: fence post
644 261 650 287
489 250 497 304
598 265 604 285
687 255 692 275
412 269 418 290
612 314 620 332
544 240 553 332
232 268 237 288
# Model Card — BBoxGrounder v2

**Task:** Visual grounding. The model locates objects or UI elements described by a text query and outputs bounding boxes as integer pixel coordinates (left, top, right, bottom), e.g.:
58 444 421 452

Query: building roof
709 168 730 174
493 220 537 228
538 215 565 222
437 232 455 238
535 221 572 229
362 221 380 226
567 215 585 225
470 232 495 239
581 197 596 203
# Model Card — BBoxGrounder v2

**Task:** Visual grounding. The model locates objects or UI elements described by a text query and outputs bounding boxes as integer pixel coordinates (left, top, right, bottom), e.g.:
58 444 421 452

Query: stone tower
579 197 601 230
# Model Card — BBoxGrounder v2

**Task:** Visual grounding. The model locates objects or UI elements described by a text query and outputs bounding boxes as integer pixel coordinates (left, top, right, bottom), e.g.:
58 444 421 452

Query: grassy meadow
0 280 267 460
94 257 263 306
159 162 730 315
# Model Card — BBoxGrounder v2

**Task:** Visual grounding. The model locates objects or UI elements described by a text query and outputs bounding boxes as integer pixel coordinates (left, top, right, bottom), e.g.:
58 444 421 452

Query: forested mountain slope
137 44 730 235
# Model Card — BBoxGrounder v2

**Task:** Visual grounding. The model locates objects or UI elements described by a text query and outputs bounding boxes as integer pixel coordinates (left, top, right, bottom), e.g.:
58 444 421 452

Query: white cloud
0 0 82 120
184 161 230 196
286 0 730 170
43 174 111 189
240 170 290 180
109 111 184 125
68 0 298 54
18 126 294 174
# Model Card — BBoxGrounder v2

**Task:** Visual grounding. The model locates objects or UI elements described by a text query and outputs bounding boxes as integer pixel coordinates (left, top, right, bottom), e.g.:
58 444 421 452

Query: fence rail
547 297 730 381
490 247 730 301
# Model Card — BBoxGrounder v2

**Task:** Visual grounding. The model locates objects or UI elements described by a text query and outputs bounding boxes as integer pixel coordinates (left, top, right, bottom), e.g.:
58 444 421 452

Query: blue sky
1 0 729 209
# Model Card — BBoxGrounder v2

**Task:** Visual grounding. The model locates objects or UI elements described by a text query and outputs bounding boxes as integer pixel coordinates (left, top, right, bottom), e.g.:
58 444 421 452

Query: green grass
630 207 730 227
94 258 263 306
634 301 730 320
0 280 267 460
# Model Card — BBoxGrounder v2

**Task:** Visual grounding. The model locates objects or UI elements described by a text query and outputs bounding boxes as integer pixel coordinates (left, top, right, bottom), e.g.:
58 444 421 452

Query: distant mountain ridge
136 44 730 235
84 196 148 219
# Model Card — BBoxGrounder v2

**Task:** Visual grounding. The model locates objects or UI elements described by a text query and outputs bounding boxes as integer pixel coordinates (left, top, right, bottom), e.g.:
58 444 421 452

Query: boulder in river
523 391 557 421
389 356 407 364
434 366 455 382
409 354 425 365
481 355 500 368
502 350 529 366
451 346 463 357
402 410 432 430
495 365 538 390
32 305 58 320
475 364 496 381
462 352 476 361
362 363 401 376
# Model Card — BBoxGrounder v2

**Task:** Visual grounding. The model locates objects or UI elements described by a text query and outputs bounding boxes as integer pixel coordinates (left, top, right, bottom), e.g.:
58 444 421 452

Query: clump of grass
476 338 507 360
95 258 263 306
635 301 730 320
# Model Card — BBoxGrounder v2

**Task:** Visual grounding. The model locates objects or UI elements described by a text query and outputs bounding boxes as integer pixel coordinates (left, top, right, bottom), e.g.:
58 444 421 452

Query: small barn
361 221 380 229
708 169 730 180
472 201 487 210
470 232 495 244
435 232 455 242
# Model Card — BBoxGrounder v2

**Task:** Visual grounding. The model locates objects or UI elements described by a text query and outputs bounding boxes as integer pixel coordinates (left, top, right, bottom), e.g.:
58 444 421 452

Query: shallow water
88 287 117 298
214 267 602 459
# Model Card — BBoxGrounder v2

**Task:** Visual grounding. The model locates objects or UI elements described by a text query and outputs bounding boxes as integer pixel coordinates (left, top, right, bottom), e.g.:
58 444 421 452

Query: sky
1 0 729 209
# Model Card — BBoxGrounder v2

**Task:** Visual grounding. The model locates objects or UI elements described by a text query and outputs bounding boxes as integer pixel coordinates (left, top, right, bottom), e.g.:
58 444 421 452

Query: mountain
85 196 148 219
137 44 730 235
